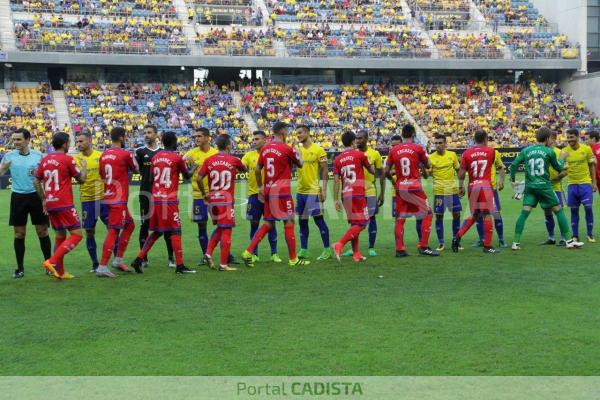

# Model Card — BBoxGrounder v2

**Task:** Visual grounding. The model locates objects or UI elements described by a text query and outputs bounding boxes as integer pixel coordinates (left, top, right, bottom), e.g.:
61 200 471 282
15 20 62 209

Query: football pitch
1 179 599 376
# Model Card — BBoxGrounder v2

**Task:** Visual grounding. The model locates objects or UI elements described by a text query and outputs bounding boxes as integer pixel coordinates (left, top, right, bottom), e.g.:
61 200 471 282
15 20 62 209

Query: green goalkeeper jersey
510 144 564 189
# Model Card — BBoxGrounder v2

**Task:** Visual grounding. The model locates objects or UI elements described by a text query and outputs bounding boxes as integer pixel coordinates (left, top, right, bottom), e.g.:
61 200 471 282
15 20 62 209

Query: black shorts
9 192 48 226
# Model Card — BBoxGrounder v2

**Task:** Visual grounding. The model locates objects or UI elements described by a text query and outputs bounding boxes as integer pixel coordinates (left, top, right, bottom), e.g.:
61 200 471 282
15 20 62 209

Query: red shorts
48 207 81 231
395 190 431 218
342 196 369 226
468 187 496 213
208 202 235 227
150 202 182 232
264 195 294 221
105 203 133 229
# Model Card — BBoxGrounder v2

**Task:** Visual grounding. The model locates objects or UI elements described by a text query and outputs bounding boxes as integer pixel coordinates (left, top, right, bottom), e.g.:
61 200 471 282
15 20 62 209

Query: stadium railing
201 44 275 56
284 46 432 58
9 4 178 18
16 40 190 55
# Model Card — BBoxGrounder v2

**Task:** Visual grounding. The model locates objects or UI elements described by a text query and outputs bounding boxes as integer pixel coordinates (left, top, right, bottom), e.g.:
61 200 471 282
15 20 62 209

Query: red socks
483 219 493 247
138 231 161 260
395 219 406 251
50 233 82 273
116 221 135 258
170 234 184 265
339 225 365 247
101 229 119 265
207 227 222 257
419 214 433 249
457 217 476 238
284 223 297 260
220 228 232 266
246 223 271 253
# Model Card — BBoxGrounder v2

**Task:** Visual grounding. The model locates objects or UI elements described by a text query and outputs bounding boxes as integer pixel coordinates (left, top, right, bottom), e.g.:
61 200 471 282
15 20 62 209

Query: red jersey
460 145 496 189
151 150 188 203
387 142 428 191
99 147 136 204
35 152 80 211
257 140 299 197
333 148 371 197
592 143 600 183
199 153 246 204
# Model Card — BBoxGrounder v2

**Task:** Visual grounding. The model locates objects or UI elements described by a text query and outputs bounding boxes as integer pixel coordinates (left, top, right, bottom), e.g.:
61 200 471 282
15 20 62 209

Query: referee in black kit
135 125 175 268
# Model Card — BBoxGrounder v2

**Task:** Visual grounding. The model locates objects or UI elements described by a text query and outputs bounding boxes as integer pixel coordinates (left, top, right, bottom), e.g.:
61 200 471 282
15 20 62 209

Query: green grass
1 179 600 376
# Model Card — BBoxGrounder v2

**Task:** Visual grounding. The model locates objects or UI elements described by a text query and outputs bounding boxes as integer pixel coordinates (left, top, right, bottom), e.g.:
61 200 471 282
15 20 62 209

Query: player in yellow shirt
542 131 568 245
350 130 384 257
296 125 332 261
184 127 218 263
428 134 461 251
561 128 597 242
241 130 280 264
75 132 108 272
474 148 506 248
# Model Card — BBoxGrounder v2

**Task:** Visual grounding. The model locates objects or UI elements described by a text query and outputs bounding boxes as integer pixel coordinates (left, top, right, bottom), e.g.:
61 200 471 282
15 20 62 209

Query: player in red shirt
241 121 309 268
198 134 247 271
332 130 375 262
34 132 87 279
97 127 139 277
131 131 196 274
385 124 439 257
589 131 600 188
452 130 499 254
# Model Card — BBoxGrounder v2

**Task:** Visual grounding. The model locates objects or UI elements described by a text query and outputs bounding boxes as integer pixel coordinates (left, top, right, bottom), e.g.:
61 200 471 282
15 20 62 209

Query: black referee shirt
135 146 162 193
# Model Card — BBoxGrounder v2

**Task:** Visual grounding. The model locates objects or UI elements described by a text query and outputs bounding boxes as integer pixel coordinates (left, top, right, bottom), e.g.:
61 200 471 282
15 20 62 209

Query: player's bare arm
255 164 264 200
384 163 396 186
76 157 87 184
197 172 207 198
590 160 597 192
497 165 506 191
0 159 11 176
457 168 466 197
333 174 341 212
319 159 328 203
293 147 304 168
378 166 385 207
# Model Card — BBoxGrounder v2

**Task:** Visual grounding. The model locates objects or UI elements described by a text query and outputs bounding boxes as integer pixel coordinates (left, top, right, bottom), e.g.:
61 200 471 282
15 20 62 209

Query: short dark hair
162 131 177 149
550 130 558 139
14 128 31 140
434 134 447 142
402 124 416 139
52 132 70 150
253 130 266 137
195 127 210 137
536 127 552 143
474 130 487 144
216 134 231 151
589 130 600 142
357 129 368 139
110 127 126 143
566 128 579 137
77 131 93 139
272 121 288 136
390 134 402 143
144 124 157 133
297 125 310 133
341 130 356 147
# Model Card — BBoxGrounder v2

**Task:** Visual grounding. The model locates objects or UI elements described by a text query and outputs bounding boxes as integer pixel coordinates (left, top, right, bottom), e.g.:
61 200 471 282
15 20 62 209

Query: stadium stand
186 0 261 25
395 80 600 147
411 0 472 31
431 32 505 59
0 83 59 154
279 24 431 58
501 29 572 59
197 27 276 56
64 82 249 150
240 83 406 151
13 15 188 54
475 0 548 27
9 0 178 18
267 0 406 24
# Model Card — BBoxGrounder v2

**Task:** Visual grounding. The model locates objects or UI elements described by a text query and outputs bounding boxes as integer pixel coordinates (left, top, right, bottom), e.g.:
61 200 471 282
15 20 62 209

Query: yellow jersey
562 144 595 185
363 147 383 197
74 150 103 202
490 150 504 189
241 150 260 195
297 143 327 195
429 150 459 195
185 146 218 199
549 147 563 192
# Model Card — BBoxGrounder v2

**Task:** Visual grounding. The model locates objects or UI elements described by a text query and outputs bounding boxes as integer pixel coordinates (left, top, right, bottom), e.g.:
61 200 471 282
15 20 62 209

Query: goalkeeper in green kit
510 127 584 250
